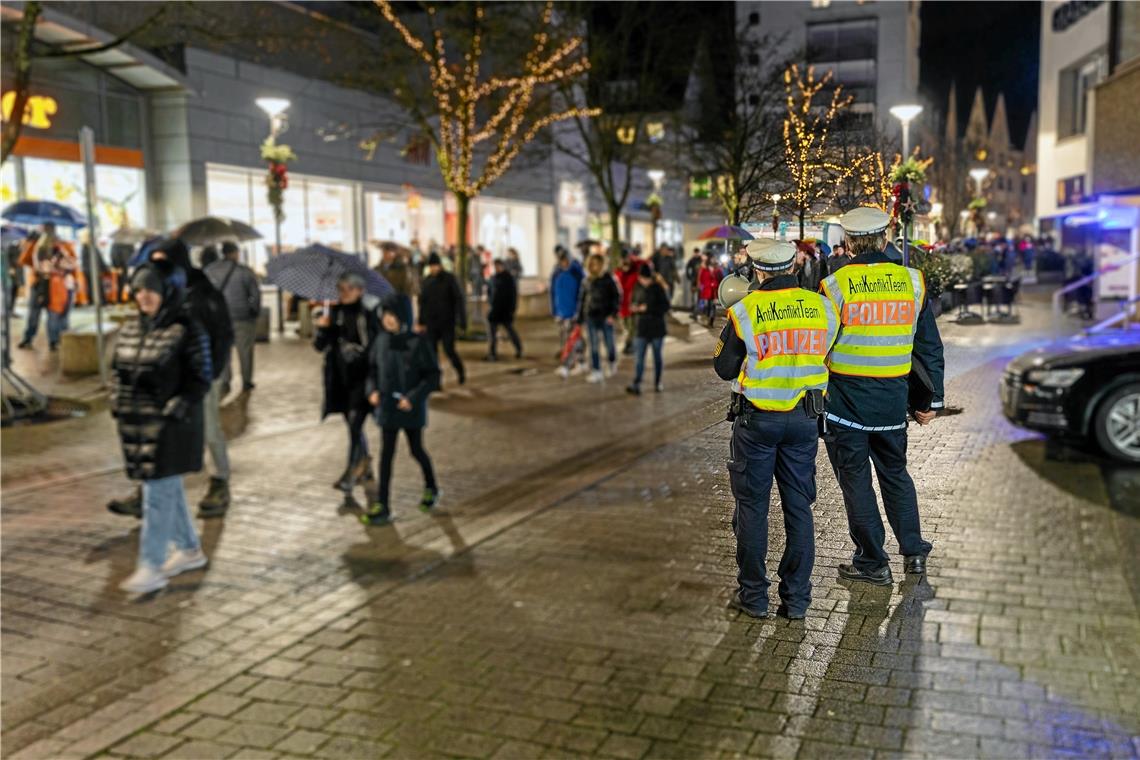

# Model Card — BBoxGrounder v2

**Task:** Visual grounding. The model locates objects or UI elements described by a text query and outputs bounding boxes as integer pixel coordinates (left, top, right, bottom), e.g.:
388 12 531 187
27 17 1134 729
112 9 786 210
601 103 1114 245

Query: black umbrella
266 244 393 301
173 216 262 246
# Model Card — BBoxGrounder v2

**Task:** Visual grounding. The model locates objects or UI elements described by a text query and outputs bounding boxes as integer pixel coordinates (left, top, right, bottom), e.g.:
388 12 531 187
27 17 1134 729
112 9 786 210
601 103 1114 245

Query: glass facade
806 18 879 107
472 197 540 277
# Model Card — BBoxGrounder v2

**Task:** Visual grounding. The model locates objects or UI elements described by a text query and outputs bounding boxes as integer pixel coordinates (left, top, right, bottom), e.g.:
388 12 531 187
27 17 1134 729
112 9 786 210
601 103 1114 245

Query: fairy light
375 0 599 198
782 64 854 220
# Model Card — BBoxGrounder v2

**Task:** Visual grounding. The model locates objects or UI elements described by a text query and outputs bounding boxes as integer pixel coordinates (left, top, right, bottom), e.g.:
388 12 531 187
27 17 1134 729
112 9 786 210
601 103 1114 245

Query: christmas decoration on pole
260 138 296 223
782 65 854 239
888 156 932 232
374 0 598 311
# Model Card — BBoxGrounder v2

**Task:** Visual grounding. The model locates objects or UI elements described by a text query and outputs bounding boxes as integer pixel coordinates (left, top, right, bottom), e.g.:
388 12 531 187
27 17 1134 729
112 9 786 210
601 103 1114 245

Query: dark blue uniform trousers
728 407 818 615
824 425 932 572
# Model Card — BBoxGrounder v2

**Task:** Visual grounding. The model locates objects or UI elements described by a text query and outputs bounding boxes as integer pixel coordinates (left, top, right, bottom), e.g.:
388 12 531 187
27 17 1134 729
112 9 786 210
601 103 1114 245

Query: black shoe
903 554 927 575
17 340 32 350
419 487 441 512
242 383 256 391
838 563 893 586
458 373 466 386
727 592 771 619
483 354 498 362
350 455 373 486
333 466 354 492
107 490 143 518
198 478 230 518
359 502 392 526
625 384 641 396
776 604 806 621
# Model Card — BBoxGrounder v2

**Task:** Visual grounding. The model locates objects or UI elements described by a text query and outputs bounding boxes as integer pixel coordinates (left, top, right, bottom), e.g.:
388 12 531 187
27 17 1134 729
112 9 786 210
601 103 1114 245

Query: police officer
818 206 946 585
714 239 839 619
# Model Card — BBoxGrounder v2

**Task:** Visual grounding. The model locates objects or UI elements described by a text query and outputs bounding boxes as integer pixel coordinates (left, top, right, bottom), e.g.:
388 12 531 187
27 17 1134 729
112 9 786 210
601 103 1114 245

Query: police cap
744 238 797 272
839 206 891 237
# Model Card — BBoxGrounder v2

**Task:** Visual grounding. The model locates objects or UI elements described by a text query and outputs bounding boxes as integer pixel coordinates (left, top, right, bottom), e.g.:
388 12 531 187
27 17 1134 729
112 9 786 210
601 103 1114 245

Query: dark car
1001 331 1140 463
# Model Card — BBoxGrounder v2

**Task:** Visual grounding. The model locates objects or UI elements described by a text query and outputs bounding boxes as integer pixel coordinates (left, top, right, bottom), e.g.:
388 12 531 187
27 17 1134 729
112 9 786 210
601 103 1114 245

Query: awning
0 2 192 94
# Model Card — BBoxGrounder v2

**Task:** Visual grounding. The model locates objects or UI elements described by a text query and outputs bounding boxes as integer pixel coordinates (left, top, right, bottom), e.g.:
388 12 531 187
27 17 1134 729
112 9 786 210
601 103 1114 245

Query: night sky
920 1 1041 149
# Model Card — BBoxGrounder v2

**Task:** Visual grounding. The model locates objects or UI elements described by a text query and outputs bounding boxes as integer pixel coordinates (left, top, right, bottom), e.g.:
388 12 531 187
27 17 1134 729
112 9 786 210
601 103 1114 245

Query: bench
60 322 119 377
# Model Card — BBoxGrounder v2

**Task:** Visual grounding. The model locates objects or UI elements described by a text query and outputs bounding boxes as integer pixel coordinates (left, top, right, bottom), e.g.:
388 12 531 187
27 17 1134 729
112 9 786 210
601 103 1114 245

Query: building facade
1036 0 1140 303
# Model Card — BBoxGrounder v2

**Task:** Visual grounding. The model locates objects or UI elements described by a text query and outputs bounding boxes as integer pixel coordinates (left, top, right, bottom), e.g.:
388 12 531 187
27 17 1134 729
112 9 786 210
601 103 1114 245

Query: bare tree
682 29 790 226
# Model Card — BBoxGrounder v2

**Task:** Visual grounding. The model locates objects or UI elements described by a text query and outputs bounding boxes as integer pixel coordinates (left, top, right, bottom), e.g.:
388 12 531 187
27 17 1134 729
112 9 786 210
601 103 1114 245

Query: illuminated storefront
365 187 445 256
471 197 540 276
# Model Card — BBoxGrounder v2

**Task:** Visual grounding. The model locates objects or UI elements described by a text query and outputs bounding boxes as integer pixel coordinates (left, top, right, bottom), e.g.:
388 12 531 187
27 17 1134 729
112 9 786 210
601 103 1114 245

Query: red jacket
698 266 722 300
615 259 642 318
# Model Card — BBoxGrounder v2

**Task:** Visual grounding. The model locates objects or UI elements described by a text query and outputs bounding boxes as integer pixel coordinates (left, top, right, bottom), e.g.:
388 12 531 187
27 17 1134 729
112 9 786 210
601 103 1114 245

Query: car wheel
1093 384 1140 464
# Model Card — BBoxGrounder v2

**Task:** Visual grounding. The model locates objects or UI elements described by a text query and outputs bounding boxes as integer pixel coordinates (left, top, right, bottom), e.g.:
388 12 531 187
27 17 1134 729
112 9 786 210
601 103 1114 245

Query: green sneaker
359 502 392 526
419 488 441 512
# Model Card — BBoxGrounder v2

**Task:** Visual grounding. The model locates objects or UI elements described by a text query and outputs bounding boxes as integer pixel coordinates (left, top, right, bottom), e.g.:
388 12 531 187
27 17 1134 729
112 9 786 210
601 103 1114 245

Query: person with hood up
112 261 212 594
361 299 441 525
314 272 381 493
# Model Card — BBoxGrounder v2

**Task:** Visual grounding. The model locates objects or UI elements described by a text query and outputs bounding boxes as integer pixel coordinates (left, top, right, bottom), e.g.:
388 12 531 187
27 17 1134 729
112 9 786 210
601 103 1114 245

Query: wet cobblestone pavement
2 305 1138 759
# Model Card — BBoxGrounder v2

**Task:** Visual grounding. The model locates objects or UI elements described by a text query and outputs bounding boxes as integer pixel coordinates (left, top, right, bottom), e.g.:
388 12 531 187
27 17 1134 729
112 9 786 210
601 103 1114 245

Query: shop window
22 157 145 235
1 161 17 204
1058 52 1105 139
473 198 539 276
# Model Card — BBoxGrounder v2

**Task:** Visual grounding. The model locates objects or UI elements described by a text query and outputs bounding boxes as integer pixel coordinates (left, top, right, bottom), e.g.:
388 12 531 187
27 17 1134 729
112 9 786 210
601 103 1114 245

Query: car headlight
1025 368 1084 387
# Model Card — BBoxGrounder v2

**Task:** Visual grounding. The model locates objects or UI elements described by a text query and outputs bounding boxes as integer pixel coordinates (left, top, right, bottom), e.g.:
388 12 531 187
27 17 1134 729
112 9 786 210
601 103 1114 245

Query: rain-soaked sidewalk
2 304 1138 759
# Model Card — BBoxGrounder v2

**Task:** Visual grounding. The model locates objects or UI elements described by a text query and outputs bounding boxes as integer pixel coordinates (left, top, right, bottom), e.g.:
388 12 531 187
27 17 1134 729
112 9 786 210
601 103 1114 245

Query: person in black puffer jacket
315 272 382 494
113 262 212 595
360 299 442 525
485 259 523 361
576 253 621 383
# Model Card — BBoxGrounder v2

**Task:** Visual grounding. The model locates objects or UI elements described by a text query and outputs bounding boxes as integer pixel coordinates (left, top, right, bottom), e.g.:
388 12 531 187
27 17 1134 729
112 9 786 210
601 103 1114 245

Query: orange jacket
18 238 88 312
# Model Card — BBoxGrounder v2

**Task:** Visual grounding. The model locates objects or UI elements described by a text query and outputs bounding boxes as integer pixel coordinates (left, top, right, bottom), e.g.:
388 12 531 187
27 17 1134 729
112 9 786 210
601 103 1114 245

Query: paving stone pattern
3 306 1138 759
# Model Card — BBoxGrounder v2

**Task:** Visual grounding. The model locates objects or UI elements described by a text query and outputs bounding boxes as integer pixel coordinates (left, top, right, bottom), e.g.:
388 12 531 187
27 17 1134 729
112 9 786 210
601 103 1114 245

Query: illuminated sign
1057 175 1086 207
0 93 58 129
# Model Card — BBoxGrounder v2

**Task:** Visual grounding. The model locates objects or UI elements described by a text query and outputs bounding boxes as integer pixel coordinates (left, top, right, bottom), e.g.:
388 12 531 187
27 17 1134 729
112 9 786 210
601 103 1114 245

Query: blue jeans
140 475 200 570
22 299 44 343
47 303 72 346
728 406 819 614
586 319 615 371
824 426 932 572
632 336 663 388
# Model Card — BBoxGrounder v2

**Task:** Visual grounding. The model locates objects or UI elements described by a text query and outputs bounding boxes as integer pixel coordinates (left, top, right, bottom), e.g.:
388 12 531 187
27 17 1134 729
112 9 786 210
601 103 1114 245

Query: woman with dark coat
626 263 671 395
485 259 523 361
314 273 381 492
112 261 212 594
361 301 441 525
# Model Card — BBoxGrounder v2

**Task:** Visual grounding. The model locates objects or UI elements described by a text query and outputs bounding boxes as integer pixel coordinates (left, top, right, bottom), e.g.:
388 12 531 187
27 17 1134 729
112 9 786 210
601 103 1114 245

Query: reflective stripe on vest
820 263 924 379
729 287 839 412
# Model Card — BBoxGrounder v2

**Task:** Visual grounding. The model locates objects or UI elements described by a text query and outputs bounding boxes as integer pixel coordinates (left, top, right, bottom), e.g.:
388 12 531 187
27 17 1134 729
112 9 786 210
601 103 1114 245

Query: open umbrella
266 244 393 301
697 224 753 242
173 216 262 246
111 227 159 245
1 224 28 248
2 200 86 228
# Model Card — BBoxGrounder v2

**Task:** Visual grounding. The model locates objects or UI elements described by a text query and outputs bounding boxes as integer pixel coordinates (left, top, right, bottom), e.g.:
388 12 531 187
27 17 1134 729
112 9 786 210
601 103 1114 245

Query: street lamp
969 167 989 197
646 169 665 250
889 104 923 159
257 97 291 333
647 169 666 189
770 193 782 236
889 104 922 267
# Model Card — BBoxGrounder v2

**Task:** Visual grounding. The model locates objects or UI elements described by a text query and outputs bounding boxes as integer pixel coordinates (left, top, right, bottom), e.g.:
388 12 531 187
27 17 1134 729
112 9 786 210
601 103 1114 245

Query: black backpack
185 269 234 378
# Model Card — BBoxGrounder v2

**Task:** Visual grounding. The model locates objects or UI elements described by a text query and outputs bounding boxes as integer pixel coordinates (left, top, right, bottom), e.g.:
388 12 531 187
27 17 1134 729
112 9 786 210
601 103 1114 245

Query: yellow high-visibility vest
728 287 839 412
819 263 926 378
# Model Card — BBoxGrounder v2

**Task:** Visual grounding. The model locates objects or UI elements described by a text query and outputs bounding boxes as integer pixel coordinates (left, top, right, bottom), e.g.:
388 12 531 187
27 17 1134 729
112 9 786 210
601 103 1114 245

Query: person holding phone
360 300 442 525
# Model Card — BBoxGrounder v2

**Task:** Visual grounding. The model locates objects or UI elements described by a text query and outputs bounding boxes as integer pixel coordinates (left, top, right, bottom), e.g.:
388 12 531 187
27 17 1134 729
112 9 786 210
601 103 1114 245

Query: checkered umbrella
266 244 393 302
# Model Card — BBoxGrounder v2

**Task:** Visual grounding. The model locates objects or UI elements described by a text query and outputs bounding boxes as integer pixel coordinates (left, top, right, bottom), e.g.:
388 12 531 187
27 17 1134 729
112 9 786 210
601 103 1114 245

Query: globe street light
257 96 291 332
889 104 923 159
770 193 782 236
647 169 666 189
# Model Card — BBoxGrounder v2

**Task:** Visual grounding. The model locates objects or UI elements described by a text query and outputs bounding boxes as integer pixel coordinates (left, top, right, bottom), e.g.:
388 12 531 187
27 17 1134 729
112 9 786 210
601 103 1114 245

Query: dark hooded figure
112 261 212 595
360 298 441 525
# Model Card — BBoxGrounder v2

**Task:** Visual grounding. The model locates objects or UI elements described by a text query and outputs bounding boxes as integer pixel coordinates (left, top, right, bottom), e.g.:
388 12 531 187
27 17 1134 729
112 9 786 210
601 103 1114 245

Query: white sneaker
570 362 587 376
120 565 169 594
605 360 619 378
162 547 208 578
556 366 570 379
655 382 665 393
586 370 604 383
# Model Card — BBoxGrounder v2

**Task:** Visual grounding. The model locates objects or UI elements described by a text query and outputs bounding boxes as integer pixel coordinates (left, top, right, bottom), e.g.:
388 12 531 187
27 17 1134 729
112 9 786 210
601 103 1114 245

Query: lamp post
969 167 989 198
647 169 665 250
257 97 290 333
889 105 922 266
770 193 782 237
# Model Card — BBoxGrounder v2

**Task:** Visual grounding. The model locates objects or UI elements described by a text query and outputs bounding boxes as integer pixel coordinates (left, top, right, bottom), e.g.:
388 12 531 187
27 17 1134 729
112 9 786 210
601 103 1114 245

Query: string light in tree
375 0 599 199
782 64 854 227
